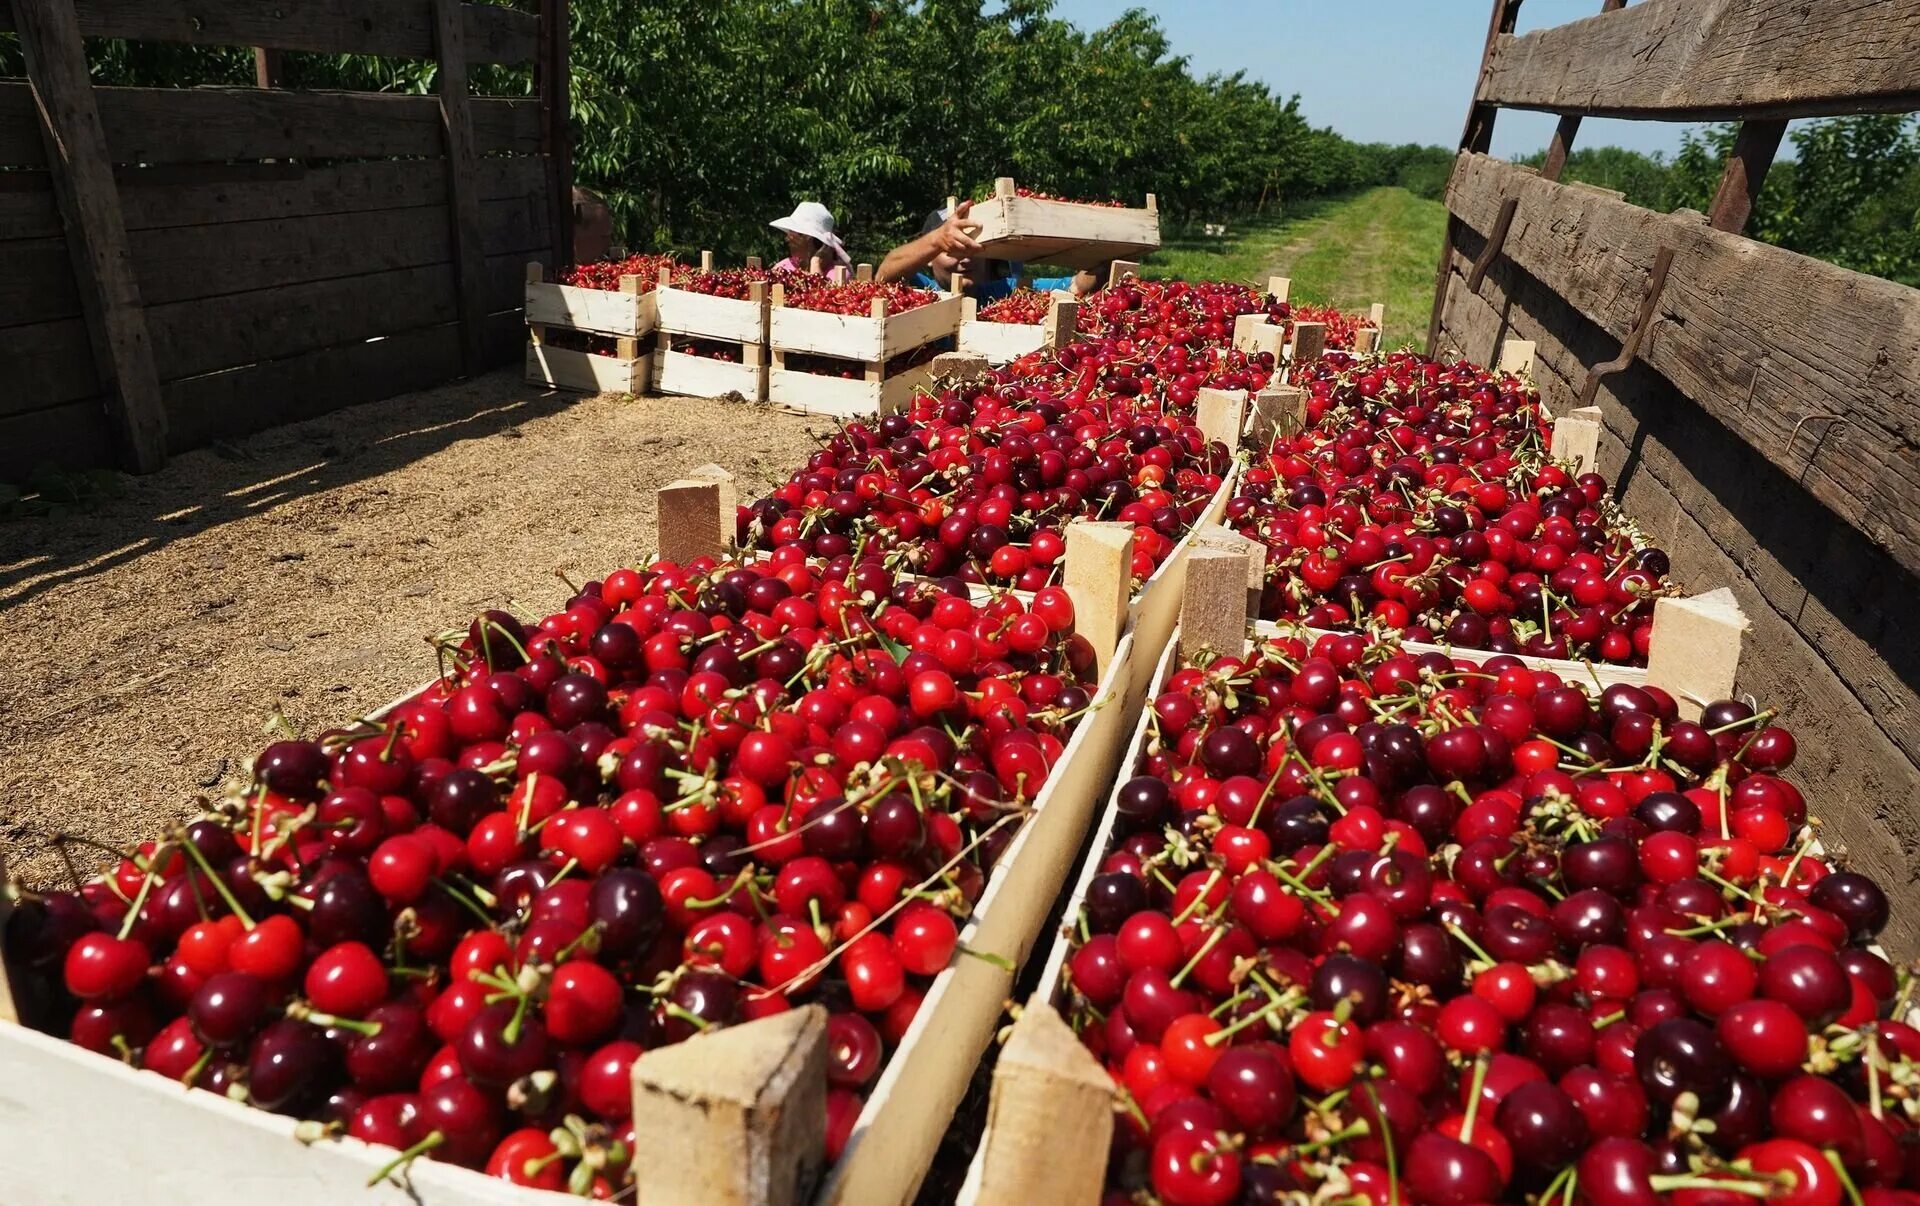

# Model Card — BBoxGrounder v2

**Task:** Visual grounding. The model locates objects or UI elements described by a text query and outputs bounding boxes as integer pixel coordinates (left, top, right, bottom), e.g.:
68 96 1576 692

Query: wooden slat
1445 150 1920 578
11 0 168 472
1479 0 1920 120
0 0 538 64
0 158 550 240
162 310 522 453
0 396 113 477
146 254 525 381
432 0 487 376
0 84 539 166
0 318 100 413
0 238 82 328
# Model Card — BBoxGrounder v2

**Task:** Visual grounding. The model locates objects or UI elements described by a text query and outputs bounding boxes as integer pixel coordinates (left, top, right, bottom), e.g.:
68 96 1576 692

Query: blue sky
1047 0 1701 159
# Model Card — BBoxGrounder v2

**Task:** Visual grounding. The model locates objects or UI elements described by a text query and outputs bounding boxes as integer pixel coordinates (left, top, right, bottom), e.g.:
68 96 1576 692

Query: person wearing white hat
769 201 852 275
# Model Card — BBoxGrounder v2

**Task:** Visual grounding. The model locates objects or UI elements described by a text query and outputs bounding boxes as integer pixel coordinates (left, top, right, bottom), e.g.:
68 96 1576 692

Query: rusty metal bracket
1466 195 1519 291
1577 245 1674 407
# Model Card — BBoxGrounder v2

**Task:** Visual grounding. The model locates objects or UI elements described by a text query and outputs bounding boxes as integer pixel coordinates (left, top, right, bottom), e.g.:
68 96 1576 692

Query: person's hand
928 199 982 259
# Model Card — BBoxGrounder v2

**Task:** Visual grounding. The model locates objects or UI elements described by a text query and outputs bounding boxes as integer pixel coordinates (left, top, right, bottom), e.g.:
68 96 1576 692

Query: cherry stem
1444 922 1497 968
175 832 256 929
366 1131 446 1188
1459 1055 1490 1144
116 851 167 941
1361 1081 1402 1206
1286 1121 1367 1159
1648 1175 1777 1197
1827 1152 1867 1206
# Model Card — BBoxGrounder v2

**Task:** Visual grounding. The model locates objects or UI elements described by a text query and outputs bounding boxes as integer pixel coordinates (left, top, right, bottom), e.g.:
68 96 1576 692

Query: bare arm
876 200 983 283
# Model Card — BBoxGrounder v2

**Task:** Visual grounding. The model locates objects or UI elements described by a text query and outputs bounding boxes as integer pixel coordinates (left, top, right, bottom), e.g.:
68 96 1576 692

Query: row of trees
566 0 1419 259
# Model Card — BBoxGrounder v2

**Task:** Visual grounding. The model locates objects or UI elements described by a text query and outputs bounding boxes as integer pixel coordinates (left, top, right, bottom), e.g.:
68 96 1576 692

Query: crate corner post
656 476 729 564
1646 588 1749 720
629 1003 829 1206
1063 521 1135 678
972 1003 1115 1204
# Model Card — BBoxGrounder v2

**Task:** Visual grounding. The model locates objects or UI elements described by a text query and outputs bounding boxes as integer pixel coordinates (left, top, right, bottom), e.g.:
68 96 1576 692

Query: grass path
1144 187 1448 348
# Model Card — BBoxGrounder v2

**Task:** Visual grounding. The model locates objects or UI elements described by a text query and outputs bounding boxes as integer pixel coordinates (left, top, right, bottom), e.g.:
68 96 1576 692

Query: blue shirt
912 267 1076 301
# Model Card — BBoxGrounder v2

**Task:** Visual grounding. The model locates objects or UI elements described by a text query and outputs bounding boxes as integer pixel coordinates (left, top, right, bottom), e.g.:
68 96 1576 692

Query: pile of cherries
785 281 941 316
978 289 1056 325
1275 302 1377 353
7 557 1096 1193
1061 629 1909 1206
557 253 678 294
1228 350 1677 666
1011 185 1128 207
737 384 1230 588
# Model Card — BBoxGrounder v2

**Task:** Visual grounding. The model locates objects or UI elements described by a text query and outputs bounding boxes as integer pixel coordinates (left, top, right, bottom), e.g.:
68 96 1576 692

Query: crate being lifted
652 252 772 402
767 280 963 416
524 262 658 394
968 176 1160 270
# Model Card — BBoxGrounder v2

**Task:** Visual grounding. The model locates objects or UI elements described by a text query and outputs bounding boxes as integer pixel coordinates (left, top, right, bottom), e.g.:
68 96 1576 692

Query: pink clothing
776 254 850 281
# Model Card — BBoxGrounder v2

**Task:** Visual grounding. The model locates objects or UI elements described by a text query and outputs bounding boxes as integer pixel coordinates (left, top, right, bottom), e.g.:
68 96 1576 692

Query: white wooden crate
969 177 1160 270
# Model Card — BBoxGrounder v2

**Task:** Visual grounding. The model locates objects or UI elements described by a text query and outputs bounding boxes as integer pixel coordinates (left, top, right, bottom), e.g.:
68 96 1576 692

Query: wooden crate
0 529 1141 1206
525 262 656 395
653 256 772 402
523 261 657 339
767 286 962 416
956 292 1079 364
958 544 1750 1202
969 177 1161 270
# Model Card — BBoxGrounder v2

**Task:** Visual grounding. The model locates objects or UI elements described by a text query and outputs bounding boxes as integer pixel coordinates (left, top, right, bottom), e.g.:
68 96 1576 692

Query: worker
571 187 617 264
769 201 853 277
876 199 1103 299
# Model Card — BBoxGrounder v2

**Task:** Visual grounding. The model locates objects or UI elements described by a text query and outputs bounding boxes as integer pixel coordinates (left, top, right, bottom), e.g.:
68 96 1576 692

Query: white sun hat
769 201 850 265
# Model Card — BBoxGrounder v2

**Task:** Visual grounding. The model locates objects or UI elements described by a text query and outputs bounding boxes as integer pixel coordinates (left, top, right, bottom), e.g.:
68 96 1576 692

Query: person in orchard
876 198 1105 299
768 201 853 278
571 187 617 264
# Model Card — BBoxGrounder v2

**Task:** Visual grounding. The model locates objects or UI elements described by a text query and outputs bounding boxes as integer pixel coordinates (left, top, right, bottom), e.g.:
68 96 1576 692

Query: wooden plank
129 207 448 305
525 278 655 338
1550 405 1603 475
0 0 539 64
972 183 1161 269
145 256 526 382
432 0 486 377
0 158 548 239
879 293 962 359
0 84 537 166
538 0 572 268
1194 386 1246 449
1479 0 1920 120
526 343 647 395
0 1018 553 1205
1497 338 1536 374
653 349 766 402
0 237 82 328
0 396 113 477
164 311 522 452
0 317 101 412
1446 150 1920 580
956 317 1045 364
655 285 767 344
12 0 168 472
630 1006 827 1206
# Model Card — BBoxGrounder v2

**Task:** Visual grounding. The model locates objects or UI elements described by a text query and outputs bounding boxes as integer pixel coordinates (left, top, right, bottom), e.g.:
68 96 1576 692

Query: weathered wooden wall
1433 0 1920 954
0 0 568 479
